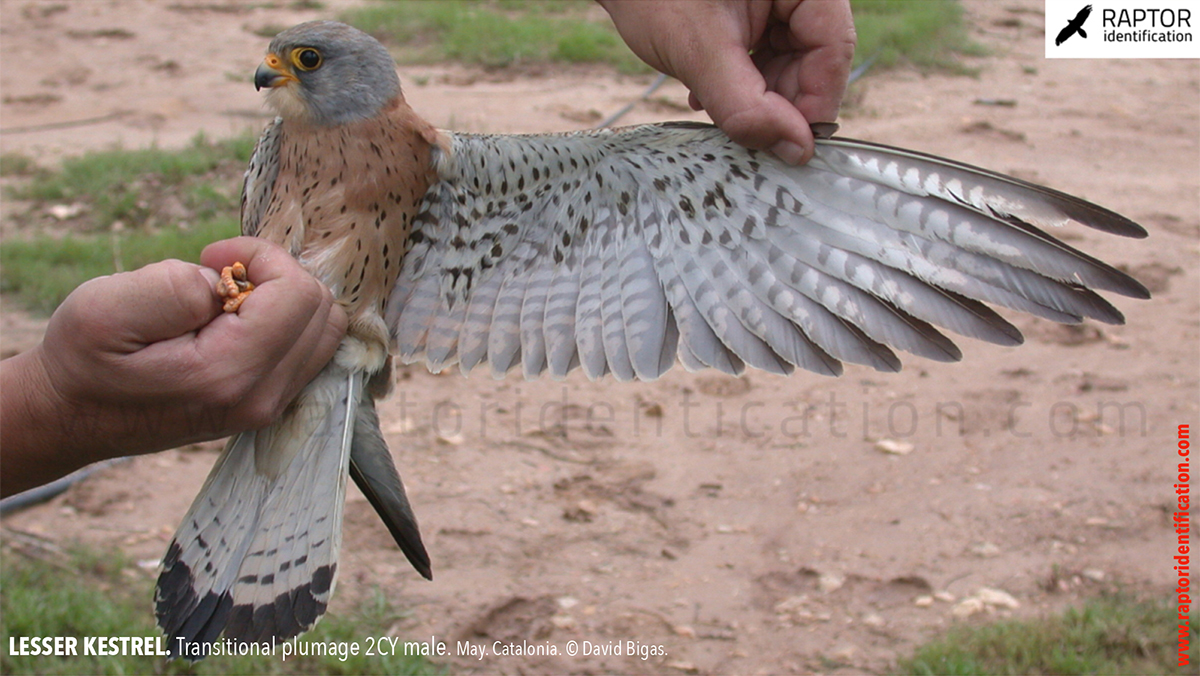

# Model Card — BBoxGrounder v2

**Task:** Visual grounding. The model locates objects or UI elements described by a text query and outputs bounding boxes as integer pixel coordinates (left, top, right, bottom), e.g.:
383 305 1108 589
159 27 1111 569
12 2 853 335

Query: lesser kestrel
157 20 1148 658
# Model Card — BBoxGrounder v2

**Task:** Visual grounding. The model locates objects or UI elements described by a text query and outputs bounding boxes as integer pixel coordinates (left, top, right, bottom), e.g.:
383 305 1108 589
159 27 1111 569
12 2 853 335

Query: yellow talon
219 261 255 313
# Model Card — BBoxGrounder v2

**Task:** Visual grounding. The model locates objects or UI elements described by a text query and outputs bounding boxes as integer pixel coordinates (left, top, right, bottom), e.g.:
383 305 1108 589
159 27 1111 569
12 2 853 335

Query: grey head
255 20 401 126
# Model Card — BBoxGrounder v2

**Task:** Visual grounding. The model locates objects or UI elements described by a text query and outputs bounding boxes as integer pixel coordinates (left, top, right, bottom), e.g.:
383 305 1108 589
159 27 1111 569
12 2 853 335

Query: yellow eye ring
290 47 322 71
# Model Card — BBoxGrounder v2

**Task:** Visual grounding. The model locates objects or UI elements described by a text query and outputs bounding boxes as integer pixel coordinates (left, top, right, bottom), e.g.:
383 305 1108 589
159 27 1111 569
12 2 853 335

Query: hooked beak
254 53 297 91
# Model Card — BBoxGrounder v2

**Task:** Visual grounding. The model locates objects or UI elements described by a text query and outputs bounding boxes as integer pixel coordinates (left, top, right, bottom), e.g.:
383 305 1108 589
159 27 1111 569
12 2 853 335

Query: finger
690 42 816 163
785 0 856 124
193 270 332 386
64 260 223 351
130 267 340 411
246 288 347 418
201 236 300 287
198 237 326 365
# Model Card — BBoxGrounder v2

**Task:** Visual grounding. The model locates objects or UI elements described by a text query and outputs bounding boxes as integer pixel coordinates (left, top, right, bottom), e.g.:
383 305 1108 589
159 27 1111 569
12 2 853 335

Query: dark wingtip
225 566 333 647
1058 198 1148 239
156 546 235 661
1121 275 1153 301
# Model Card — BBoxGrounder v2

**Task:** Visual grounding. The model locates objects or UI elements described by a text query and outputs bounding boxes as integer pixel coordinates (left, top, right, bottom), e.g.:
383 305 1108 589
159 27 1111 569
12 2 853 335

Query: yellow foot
218 261 255 313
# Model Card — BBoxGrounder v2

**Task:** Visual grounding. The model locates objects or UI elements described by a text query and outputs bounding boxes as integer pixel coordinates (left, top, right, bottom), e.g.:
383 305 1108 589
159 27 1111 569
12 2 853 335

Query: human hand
599 0 855 164
0 237 347 496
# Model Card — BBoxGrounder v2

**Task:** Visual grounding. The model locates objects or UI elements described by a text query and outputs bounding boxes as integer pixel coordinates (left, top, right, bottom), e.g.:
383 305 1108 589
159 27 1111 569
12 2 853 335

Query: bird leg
218 261 255 313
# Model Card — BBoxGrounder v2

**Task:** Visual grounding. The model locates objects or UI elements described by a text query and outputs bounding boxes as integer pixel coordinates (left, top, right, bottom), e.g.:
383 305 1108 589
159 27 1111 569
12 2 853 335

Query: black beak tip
253 63 281 92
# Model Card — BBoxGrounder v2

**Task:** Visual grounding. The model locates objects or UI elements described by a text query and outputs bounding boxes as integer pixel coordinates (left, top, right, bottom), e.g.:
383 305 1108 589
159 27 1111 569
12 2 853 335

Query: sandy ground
2 1 1198 674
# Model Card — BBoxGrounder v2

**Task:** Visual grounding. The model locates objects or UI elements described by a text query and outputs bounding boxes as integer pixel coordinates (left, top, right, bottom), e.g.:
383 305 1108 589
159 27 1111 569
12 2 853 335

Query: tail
349 396 432 580
156 364 361 659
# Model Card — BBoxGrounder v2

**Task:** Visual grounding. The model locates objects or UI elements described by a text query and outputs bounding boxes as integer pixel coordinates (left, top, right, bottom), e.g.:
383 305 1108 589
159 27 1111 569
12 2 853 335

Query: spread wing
387 122 1148 382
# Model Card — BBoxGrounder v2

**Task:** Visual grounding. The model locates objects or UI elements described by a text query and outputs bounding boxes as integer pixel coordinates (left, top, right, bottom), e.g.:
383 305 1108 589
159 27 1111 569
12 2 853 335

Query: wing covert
241 118 283 237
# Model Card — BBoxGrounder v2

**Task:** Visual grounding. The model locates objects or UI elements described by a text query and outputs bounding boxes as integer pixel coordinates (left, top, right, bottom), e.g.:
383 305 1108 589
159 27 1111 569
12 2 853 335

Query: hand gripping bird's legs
218 261 255 313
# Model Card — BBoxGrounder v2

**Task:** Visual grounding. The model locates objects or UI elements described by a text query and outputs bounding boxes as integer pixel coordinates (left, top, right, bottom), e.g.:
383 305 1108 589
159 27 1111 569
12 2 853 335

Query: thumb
63 260 223 351
688 44 815 165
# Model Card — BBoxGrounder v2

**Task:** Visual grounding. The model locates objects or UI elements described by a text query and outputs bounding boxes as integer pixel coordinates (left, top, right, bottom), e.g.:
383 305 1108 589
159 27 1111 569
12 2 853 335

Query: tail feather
349 397 432 580
156 366 360 658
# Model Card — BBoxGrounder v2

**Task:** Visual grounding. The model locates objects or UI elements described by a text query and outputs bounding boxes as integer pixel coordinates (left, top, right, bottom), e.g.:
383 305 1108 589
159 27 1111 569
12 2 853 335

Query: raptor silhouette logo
1056 4 1093 45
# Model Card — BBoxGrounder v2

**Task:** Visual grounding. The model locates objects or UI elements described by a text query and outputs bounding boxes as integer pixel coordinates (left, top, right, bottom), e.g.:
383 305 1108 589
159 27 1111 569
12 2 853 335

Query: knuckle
206 384 276 430
240 397 286 430
300 275 332 309
204 376 254 413
55 278 117 337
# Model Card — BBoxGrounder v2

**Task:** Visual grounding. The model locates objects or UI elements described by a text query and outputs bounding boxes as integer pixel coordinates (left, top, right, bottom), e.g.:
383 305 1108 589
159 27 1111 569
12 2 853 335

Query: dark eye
292 48 322 71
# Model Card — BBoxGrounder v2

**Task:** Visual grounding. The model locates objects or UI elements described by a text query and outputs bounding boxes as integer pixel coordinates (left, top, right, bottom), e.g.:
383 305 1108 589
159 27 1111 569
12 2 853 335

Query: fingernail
770 140 806 165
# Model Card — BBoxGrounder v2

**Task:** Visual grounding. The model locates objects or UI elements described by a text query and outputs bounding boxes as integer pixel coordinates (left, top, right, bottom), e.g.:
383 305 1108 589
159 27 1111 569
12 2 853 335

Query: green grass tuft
0 152 40 178
342 0 649 72
1 132 262 313
0 218 241 314
0 544 442 675
900 595 1198 675
851 0 985 74
10 133 255 231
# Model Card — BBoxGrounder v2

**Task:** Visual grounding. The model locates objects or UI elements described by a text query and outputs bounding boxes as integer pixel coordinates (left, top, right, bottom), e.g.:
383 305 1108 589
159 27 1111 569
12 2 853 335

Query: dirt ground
2 1 1198 674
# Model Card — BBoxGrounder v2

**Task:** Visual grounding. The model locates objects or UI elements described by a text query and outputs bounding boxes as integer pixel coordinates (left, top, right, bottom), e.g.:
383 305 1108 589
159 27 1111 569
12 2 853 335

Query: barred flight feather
388 123 1147 382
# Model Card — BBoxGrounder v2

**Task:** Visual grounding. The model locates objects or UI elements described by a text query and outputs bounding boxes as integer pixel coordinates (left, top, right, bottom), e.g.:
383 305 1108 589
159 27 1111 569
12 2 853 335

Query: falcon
156 20 1148 657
